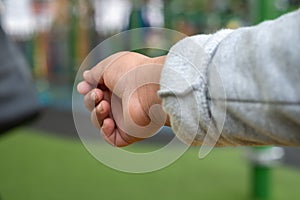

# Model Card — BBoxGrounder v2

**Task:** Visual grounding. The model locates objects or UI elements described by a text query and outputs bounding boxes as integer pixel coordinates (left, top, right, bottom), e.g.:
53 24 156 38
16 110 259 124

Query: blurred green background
0 0 300 200
1 128 300 200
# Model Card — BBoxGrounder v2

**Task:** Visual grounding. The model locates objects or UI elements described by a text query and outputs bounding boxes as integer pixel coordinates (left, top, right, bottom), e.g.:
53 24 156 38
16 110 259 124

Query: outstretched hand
77 52 169 147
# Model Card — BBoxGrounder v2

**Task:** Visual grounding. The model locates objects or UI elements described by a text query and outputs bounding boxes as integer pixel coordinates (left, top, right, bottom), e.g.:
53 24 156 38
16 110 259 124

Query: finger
95 100 111 125
89 52 130 87
84 89 104 112
101 118 116 145
104 128 140 148
77 81 93 95
83 70 96 86
104 129 131 148
100 118 131 147
118 130 143 146
91 101 110 129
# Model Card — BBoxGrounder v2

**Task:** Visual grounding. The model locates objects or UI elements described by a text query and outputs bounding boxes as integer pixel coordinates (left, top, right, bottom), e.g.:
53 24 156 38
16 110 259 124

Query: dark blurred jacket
0 26 40 133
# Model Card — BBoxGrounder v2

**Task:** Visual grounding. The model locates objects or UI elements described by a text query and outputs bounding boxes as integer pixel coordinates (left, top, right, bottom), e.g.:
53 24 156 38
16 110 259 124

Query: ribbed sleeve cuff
158 29 234 145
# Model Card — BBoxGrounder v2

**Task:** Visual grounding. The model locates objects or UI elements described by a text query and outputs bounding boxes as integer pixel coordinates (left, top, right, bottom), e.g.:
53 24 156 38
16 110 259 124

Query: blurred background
0 0 300 200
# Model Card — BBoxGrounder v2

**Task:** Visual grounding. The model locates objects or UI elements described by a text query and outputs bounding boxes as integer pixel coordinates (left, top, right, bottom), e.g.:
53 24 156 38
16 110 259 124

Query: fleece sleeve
158 9 300 146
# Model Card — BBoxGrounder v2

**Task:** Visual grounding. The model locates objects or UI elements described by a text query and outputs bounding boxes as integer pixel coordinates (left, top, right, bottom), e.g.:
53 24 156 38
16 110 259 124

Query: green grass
0 128 299 200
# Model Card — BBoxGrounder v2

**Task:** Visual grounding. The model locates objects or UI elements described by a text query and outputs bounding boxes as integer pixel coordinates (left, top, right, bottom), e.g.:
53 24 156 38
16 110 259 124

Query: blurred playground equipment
1 0 299 108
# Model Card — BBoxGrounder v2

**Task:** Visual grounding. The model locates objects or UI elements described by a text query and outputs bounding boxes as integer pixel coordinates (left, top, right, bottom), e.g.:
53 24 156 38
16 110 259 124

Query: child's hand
77 52 169 147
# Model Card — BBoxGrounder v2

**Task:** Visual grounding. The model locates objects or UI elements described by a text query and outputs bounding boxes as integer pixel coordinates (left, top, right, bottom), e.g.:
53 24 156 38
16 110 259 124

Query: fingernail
98 103 103 113
91 92 97 101
83 70 90 76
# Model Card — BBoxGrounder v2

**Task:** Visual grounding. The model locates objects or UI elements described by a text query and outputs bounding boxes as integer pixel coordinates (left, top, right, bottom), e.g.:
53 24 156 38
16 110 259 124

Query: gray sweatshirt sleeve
158 9 300 147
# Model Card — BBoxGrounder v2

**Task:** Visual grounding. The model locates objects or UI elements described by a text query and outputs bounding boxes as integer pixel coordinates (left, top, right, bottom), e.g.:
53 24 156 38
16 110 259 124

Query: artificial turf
0 128 299 200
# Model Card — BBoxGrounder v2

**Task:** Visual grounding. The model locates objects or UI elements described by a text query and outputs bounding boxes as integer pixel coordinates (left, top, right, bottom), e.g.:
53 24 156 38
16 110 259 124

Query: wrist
139 56 170 127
